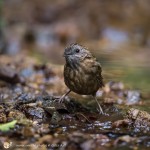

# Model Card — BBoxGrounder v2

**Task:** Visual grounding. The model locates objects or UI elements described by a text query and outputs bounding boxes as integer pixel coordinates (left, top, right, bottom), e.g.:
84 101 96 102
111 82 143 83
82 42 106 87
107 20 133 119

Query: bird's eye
75 49 80 53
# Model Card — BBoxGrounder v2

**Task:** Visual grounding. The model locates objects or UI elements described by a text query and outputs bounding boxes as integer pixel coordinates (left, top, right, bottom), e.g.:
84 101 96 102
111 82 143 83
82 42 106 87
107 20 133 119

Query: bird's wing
94 61 104 87
81 55 104 87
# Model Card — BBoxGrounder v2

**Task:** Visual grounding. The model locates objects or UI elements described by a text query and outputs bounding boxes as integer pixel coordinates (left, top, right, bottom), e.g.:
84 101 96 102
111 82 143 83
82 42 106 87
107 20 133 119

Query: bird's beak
63 53 71 57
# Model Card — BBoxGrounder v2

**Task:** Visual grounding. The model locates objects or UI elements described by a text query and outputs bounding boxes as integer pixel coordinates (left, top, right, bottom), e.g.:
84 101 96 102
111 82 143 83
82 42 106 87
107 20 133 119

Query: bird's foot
97 108 109 116
54 90 71 103
53 96 65 103
58 97 65 103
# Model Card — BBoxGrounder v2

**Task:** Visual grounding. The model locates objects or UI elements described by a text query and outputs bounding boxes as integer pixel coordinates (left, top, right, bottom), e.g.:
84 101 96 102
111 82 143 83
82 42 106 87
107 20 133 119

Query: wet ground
0 54 149 150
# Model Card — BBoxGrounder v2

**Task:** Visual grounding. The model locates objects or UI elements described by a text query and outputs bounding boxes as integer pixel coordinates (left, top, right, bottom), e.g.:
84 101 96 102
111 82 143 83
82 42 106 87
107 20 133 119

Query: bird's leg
58 89 71 103
93 95 104 114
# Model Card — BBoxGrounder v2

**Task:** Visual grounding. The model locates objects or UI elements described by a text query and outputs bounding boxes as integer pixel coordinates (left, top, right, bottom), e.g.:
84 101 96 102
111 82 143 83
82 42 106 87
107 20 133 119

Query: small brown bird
60 43 104 114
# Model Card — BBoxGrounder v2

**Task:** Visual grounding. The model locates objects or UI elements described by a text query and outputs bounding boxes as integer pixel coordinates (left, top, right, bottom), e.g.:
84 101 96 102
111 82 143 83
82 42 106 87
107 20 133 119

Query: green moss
0 120 17 132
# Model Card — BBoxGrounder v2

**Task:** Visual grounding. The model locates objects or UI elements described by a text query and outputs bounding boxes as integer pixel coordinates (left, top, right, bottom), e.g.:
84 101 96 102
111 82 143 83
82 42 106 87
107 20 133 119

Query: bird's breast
64 62 100 95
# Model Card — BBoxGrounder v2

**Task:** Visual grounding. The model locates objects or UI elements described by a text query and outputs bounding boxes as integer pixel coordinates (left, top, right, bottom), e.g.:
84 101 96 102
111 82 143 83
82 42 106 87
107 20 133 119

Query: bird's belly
64 68 99 95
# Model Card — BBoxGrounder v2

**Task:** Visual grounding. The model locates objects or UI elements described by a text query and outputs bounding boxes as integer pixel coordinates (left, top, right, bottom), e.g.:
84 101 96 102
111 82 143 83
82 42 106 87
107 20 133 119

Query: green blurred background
0 0 150 94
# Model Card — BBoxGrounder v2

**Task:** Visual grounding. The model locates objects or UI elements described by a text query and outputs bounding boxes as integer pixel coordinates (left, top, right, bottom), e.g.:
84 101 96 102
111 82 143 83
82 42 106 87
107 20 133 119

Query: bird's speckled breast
64 60 101 95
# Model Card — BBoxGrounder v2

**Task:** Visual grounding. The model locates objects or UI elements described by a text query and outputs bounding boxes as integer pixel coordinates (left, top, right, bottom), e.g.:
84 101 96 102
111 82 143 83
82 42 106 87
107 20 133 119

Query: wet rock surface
126 108 150 133
0 55 149 150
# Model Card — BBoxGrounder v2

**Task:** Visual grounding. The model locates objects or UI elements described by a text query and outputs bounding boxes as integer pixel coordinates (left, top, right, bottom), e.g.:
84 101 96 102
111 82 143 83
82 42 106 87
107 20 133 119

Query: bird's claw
53 97 64 103
97 108 109 116
58 97 65 103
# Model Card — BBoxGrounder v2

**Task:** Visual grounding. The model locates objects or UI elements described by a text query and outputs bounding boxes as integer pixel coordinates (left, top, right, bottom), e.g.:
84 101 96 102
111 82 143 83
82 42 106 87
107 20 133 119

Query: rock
0 112 7 123
125 91 141 105
0 65 24 84
7 110 25 122
15 93 36 104
114 135 136 146
51 111 62 124
113 108 150 133
112 119 129 128
26 107 47 121
22 126 35 137
126 108 150 132
107 81 124 91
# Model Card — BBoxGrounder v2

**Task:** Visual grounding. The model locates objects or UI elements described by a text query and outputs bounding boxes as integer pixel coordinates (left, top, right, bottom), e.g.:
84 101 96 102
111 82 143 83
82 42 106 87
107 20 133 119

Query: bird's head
64 43 92 68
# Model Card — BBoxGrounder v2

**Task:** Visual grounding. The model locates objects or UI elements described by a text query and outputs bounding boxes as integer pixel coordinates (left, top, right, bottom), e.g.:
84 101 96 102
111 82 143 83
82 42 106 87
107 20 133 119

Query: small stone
126 91 141 105
0 112 7 123
16 93 36 104
108 81 124 91
51 111 62 124
126 108 150 132
22 126 35 137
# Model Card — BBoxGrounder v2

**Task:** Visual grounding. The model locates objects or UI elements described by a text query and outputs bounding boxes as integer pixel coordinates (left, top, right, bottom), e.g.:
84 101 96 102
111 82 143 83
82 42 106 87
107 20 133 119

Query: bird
59 43 104 114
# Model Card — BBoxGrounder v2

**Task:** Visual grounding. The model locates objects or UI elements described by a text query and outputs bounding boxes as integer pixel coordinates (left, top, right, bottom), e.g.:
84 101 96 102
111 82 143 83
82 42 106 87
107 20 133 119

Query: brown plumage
60 43 104 114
